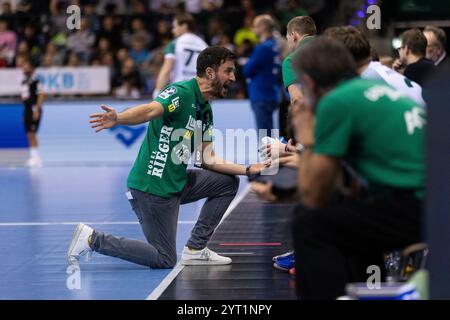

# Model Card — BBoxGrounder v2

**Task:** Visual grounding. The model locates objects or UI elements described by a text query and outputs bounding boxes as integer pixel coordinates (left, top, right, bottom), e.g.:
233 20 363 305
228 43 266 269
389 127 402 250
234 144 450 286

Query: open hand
89 105 118 133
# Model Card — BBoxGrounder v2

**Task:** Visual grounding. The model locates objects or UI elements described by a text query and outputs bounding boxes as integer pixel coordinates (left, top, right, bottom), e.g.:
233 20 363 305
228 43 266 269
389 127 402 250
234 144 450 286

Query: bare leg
27 132 38 148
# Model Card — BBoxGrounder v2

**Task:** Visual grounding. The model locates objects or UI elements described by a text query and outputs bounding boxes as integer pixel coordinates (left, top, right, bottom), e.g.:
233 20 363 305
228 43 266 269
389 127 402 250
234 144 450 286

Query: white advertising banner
0 69 24 96
0 66 110 96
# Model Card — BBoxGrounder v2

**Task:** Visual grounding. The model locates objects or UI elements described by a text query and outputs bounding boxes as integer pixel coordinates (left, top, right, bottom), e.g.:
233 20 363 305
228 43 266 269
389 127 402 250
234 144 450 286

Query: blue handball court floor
0 100 274 299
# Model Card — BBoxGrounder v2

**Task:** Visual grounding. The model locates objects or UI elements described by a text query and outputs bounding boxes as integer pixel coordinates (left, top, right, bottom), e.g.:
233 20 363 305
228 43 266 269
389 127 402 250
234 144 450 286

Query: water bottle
261 136 276 146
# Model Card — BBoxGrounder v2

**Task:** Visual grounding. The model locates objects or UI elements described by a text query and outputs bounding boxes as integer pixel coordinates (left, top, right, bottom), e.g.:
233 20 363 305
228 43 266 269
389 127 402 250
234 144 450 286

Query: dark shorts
23 105 42 133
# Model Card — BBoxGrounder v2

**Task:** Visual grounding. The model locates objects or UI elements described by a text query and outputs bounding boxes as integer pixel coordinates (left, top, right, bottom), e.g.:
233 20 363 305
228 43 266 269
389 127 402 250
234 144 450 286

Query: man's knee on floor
155 252 177 269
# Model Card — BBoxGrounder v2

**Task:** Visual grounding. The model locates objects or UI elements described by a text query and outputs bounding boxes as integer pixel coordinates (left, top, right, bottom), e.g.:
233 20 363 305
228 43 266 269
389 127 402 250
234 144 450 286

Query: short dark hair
293 36 357 89
424 25 447 49
174 13 196 32
323 26 371 65
401 28 427 57
196 46 236 77
286 16 316 37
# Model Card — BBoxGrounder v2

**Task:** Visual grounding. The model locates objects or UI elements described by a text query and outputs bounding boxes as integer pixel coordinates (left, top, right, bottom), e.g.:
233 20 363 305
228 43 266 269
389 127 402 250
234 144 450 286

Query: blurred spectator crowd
0 0 326 98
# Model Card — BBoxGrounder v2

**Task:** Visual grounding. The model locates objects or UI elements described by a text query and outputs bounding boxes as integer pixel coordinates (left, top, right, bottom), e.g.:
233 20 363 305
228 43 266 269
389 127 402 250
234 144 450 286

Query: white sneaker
67 223 94 265
181 246 232 266
25 157 42 168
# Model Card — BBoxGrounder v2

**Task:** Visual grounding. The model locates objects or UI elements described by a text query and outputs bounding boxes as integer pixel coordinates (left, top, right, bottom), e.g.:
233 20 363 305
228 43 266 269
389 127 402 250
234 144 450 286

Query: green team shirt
314 78 425 191
282 35 315 90
127 78 213 198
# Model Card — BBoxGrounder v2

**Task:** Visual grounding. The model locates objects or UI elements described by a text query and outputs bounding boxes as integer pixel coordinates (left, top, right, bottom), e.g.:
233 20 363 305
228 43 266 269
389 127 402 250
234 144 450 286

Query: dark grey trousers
91 169 239 268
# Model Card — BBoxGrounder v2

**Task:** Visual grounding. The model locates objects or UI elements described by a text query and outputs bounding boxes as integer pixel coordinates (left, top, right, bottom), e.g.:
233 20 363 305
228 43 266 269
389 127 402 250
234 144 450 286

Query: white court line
0 221 196 227
146 185 250 300
145 263 185 300
218 184 251 226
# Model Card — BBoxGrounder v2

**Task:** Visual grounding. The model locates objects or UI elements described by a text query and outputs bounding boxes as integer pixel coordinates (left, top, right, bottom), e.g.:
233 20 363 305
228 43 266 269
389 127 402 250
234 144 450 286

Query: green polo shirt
127 78 213 198
282 35 315 90
314 78 425 192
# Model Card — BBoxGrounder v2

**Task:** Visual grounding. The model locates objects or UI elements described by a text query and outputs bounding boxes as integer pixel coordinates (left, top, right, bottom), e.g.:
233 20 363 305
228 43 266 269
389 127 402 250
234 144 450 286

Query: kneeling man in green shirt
67 47 268 268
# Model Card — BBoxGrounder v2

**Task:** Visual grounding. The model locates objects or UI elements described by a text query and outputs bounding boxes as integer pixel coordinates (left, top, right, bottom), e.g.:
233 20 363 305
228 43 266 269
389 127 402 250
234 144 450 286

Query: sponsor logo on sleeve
158 86 177 99
168 96 180 112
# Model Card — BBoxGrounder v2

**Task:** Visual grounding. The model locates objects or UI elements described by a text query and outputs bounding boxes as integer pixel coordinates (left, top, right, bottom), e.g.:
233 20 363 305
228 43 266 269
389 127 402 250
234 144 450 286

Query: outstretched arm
89 101 164 132
201 142 269 176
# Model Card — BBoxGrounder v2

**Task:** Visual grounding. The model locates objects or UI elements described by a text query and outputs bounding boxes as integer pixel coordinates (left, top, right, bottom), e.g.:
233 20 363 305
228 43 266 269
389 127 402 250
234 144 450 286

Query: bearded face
211 76 232 98
210 59 236 98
